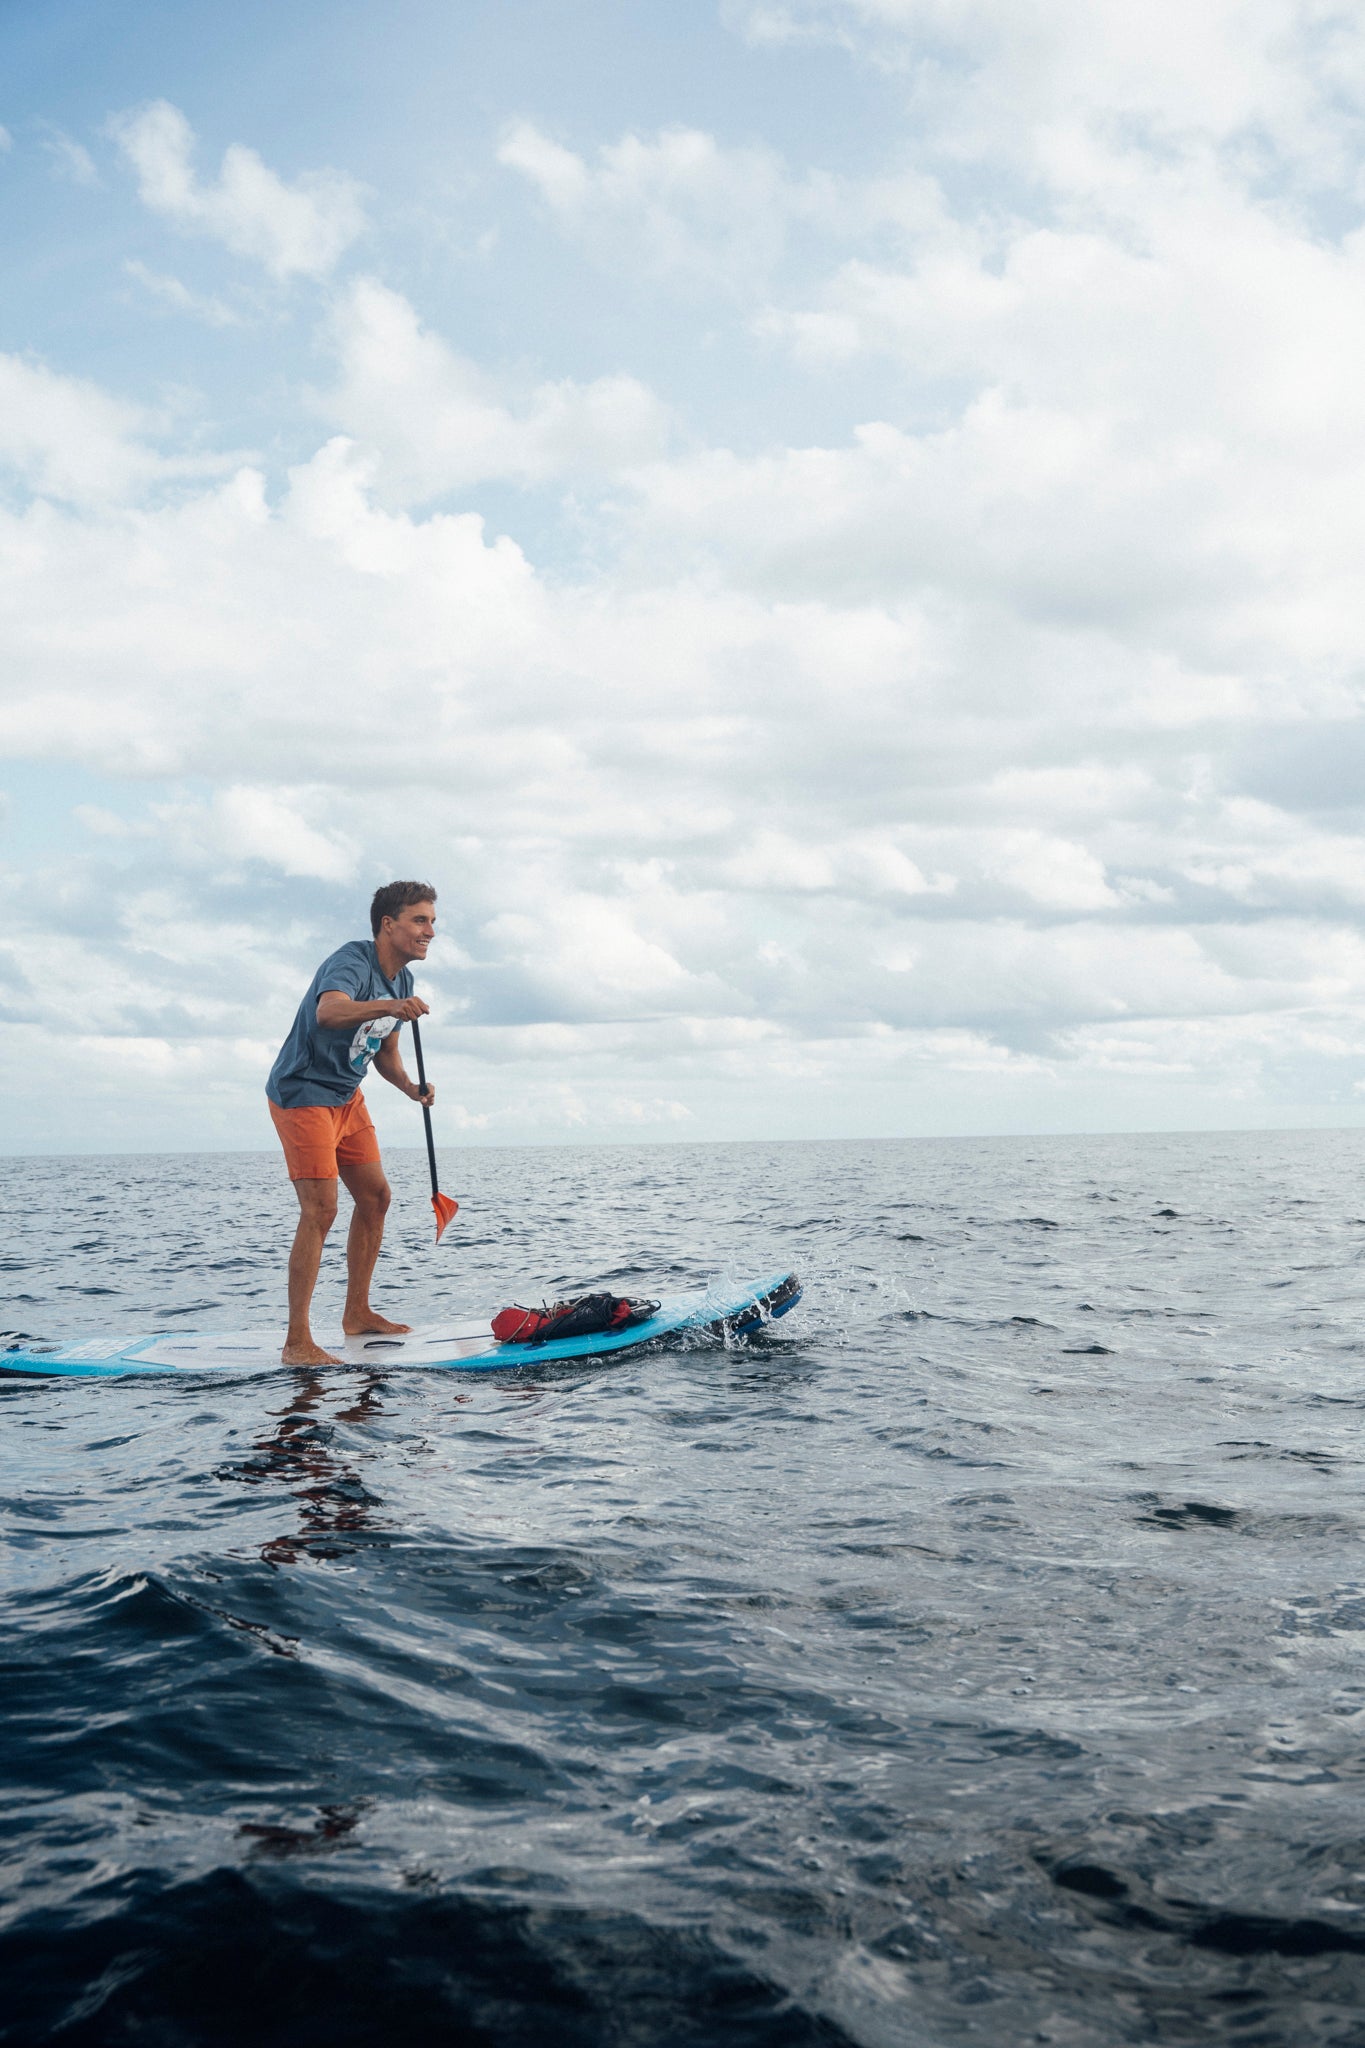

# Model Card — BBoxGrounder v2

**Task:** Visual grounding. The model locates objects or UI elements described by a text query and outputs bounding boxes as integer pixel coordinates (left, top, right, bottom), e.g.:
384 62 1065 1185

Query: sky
5 0 1365 1155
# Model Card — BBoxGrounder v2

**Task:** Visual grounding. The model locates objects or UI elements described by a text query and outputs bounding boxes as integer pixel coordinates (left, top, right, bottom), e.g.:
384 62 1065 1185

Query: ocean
3 1129 1365 2046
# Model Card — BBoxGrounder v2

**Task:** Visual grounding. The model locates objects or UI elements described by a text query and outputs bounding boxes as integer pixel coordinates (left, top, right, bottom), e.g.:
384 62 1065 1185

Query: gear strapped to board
490 1292 661 1346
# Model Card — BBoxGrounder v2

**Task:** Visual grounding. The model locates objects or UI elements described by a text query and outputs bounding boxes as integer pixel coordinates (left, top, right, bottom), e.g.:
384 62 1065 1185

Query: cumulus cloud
8 5 1365 1148
728 0 1365 175
110 100 366 277
0 352 235 504
499 119 791 284
161 787 360 883
628 209 1365 701
319 278 670 499
0 354 152 503
496 118 930 288
7 433 1365 1136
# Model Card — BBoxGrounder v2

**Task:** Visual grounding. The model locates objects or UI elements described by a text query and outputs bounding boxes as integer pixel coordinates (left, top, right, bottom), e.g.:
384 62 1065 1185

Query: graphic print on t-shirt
349 1013 399 1075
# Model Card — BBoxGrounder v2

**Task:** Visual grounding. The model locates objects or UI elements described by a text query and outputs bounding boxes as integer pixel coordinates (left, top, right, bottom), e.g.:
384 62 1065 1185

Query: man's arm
315 989 429 1030
373 1028 433 1104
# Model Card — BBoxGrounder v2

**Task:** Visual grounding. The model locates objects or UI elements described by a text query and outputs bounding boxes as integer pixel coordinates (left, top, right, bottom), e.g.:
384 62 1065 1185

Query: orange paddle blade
431 1191 459 1242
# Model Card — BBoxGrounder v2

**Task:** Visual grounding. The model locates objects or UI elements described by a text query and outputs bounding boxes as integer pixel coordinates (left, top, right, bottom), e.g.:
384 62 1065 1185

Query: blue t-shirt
266 939 414 1109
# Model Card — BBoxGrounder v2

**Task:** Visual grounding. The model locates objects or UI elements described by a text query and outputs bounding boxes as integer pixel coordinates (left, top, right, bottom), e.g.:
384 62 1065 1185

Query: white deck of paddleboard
2 1274 801 1378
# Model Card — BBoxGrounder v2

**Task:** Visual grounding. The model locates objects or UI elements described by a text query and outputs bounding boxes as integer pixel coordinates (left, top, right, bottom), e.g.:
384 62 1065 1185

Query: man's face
384 901 436 963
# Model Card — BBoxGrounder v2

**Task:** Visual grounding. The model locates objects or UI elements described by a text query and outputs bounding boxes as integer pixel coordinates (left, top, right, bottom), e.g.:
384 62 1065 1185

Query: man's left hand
409 1081 435 1106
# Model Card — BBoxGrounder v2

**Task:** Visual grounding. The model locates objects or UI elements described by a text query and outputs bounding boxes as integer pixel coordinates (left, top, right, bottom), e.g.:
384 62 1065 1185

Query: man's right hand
391 995 430 1022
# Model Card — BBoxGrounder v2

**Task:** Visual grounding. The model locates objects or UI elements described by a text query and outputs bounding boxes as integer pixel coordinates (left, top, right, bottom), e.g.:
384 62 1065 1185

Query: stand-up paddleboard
1 1272 801 1380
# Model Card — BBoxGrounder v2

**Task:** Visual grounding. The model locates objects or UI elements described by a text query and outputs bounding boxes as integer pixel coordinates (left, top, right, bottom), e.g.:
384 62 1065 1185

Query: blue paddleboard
1 1271 801 1379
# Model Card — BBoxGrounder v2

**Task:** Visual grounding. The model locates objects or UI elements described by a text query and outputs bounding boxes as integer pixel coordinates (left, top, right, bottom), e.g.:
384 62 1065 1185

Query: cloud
498 118 896 288
319 278 670 500
0 353 210 504
497 122 590 210
727 0 1365 157
42 129 99 186
159 786 361 883
608 1095 694 1124
110 100 366 277
9 5 1365 1147
124 260 244 327
5 433 1364 1088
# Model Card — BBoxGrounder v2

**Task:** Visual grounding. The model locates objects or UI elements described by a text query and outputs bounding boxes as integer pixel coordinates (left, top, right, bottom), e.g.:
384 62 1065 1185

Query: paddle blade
431 1191 459 1242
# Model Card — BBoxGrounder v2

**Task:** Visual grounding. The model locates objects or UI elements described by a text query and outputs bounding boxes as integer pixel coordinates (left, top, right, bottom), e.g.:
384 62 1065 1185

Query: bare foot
281 1340 344 1366
341 1311 412 1337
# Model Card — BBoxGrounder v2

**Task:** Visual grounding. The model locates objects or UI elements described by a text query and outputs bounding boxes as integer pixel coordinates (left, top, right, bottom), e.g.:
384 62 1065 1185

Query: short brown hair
370 880 437 936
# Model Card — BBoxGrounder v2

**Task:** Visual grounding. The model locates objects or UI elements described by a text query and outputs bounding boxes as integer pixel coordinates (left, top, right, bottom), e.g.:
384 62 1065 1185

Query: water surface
4 1131 1365 2045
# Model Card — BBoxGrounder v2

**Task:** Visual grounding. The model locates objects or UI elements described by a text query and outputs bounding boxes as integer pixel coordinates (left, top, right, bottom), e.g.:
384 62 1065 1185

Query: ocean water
4 1129 1365 2047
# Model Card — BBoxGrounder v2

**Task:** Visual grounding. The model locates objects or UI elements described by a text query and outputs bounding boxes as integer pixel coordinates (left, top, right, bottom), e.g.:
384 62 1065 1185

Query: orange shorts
268 1090 381 1180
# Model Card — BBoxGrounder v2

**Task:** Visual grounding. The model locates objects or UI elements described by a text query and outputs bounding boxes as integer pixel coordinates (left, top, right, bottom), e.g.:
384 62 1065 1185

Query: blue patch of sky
8 0 905 179
0 764 205 863
2 0 933 473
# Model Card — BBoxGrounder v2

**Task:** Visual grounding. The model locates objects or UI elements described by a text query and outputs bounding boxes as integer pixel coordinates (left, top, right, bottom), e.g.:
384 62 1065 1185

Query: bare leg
283 1178 343 1366
339 1159 410 1335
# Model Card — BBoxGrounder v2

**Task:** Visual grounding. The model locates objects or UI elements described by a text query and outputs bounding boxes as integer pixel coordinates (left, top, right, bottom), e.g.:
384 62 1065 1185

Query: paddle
409 1016 458 1242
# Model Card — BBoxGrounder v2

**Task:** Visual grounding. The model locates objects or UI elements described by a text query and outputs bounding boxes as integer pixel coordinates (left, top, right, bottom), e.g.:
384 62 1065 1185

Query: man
266 881 438 1366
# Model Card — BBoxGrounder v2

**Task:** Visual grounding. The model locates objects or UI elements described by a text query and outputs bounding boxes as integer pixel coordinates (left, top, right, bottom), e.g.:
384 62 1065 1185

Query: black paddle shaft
410 1016 440 1200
